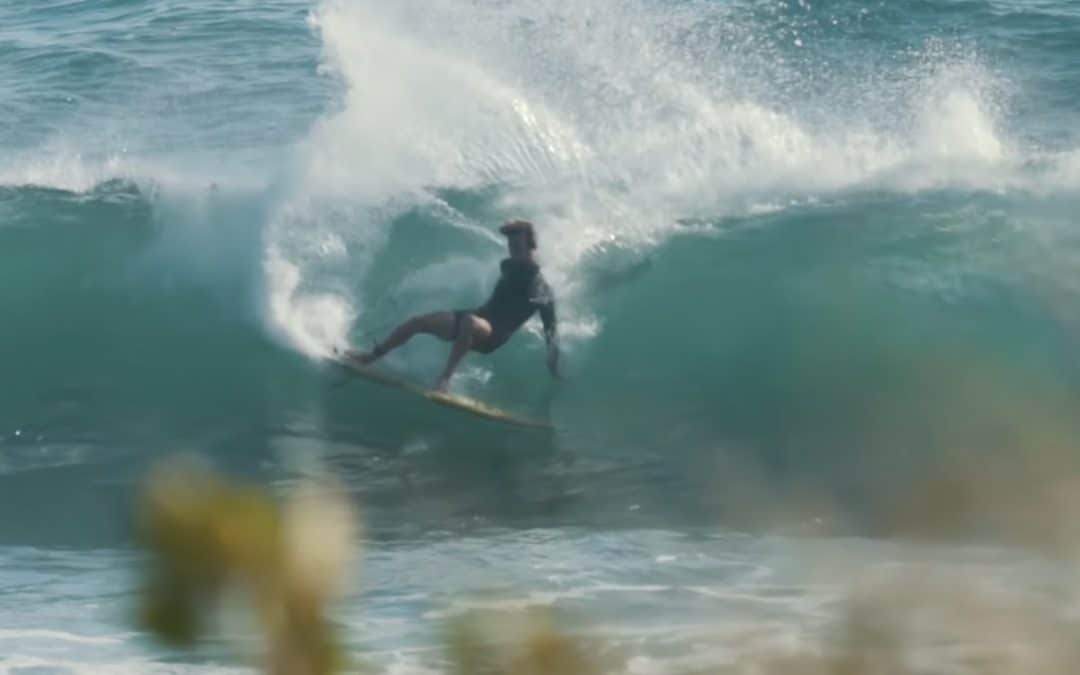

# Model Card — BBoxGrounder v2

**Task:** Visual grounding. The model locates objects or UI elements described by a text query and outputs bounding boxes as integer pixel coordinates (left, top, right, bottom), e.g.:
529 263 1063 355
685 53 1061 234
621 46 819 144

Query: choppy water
3 0 1080 672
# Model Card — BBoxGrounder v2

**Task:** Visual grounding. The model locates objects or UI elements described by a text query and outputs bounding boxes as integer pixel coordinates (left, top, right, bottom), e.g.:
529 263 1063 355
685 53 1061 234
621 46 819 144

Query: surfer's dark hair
499 220 537 249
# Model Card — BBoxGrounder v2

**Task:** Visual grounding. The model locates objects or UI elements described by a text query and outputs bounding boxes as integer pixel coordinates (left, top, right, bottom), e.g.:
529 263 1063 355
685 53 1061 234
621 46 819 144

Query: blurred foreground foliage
136 458 599 675
136 455 1080 675
137 458 355 675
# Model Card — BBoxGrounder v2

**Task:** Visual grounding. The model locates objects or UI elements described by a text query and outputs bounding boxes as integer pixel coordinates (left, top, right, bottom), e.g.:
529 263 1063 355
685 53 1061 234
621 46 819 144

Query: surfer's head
500 220 537 257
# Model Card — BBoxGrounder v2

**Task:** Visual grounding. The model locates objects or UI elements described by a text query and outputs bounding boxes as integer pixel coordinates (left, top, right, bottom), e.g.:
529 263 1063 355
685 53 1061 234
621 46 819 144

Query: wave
267 0 1080 362
4 1 1080 529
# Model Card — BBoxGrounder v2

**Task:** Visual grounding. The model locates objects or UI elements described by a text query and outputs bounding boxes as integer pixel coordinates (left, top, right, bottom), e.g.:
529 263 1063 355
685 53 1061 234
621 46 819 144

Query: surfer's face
507 232 532 258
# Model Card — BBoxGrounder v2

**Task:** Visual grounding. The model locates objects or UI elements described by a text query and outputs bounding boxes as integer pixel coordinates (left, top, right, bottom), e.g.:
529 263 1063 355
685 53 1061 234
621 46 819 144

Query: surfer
347 220 559 392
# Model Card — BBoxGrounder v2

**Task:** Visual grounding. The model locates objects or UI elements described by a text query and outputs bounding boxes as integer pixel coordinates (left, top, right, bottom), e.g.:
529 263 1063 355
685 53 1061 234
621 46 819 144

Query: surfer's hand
546 348 560 378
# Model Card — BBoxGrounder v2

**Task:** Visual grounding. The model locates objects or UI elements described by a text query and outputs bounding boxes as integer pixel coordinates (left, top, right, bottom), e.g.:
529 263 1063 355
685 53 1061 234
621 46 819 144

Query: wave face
4 0 1080 537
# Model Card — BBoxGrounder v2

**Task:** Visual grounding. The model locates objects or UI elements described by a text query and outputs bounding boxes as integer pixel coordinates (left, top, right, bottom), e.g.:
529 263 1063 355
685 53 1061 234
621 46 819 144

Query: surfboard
330 350 553 430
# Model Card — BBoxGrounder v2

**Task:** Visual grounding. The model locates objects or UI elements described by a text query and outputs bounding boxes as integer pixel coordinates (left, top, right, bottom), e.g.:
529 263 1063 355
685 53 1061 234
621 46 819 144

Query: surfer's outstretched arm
540 302 559 377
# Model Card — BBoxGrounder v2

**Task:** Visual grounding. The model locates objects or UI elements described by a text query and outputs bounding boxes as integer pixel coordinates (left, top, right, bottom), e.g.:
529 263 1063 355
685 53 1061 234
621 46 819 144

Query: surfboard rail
330 351 553 430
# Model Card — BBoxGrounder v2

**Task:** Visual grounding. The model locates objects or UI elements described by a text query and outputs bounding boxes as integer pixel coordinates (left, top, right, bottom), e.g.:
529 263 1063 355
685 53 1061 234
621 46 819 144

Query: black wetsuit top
465 258 557 353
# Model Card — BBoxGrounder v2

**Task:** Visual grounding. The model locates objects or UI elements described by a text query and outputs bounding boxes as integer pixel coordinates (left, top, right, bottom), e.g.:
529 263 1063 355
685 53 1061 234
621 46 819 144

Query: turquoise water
3 0 1080 671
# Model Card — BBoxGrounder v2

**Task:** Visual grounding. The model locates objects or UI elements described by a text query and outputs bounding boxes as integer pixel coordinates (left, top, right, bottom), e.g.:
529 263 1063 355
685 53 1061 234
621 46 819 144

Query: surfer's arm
539 301 559 377
530 274 559 377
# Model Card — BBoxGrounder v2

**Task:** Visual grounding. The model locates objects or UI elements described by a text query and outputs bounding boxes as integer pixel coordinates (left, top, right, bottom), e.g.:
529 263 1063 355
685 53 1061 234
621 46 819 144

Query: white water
262 0 1036 360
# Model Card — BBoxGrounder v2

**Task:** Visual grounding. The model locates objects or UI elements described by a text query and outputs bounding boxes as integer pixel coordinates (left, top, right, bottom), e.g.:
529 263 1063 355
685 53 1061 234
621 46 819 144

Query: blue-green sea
3 0 1080 672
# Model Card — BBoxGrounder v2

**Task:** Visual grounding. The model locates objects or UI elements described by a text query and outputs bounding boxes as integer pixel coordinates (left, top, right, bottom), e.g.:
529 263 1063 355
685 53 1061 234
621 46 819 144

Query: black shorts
452 310 511 354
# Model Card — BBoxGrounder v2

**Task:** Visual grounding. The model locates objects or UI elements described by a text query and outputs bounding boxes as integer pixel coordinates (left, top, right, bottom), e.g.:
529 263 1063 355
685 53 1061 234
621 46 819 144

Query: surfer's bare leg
351 312 456 364
435 314 492 392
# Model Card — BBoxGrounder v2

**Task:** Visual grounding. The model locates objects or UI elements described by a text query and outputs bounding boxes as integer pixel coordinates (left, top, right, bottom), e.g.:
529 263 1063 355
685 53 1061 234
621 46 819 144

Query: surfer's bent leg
435 313 492 392
353 312 456 364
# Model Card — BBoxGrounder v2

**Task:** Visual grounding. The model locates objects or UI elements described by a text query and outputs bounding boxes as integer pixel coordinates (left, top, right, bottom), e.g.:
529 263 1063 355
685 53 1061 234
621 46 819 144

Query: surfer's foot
349 350 378 365
345 343 384 365
433 377 450 393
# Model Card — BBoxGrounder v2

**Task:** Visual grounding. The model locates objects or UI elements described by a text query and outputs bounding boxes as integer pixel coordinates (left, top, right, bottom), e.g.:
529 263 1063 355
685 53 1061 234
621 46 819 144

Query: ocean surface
3 0 1080 672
